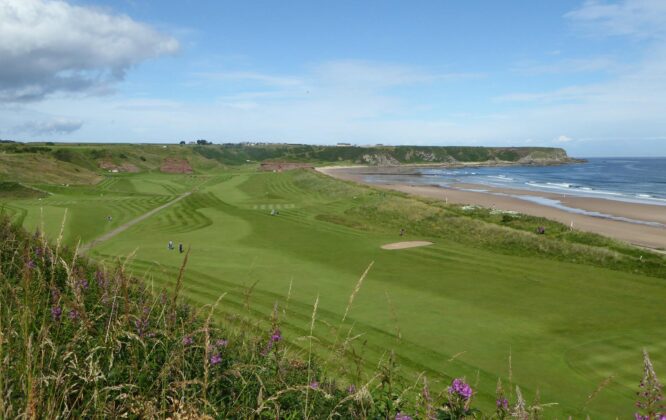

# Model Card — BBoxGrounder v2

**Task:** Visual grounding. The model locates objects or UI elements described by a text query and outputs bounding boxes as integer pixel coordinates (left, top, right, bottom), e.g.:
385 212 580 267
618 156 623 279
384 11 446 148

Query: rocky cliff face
361 153 401 166
351 147 573 166
187 143 574 166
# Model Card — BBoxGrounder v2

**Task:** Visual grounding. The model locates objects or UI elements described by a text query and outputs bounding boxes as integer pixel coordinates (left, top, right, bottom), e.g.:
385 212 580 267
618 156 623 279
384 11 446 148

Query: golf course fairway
4 168 665 418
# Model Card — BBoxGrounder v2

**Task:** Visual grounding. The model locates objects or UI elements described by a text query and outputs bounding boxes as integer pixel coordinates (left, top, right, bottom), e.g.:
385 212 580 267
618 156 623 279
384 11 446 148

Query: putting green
4 169 665 418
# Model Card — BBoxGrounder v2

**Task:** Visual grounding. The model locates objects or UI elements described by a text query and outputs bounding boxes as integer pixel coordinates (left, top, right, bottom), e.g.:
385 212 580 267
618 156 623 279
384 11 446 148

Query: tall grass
0 215 662 419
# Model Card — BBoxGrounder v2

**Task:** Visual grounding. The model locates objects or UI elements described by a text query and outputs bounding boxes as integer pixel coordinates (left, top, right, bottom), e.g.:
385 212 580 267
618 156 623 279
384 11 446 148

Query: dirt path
78 192 192 254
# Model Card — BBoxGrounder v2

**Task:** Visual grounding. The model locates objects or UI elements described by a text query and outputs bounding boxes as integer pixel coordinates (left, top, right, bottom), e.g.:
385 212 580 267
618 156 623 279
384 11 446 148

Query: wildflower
395 413 413 420
495 378 510 417
309 381 319 390
95 270 106 287
448 378 473 401
422 383 431 401
78 278 89 290
26 260 36 269
182 336 193 346
68 309 80 322
261 329 282 356
51 306 62 321
496 398 509 409
34 247 42 257
347 384 356 394
135 318 149 338
634 349 665 420
210 353 222 366
216 339 229 348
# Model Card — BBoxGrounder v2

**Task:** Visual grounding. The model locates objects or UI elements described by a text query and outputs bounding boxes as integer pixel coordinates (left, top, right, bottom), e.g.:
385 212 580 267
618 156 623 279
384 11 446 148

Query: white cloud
195 71 304 88
313 60 483 88
16 118 83 135
566 0 666 39
495 1 666 148
513 57 617 75
555 135 574 143
0 0 179 102
2 1 665 156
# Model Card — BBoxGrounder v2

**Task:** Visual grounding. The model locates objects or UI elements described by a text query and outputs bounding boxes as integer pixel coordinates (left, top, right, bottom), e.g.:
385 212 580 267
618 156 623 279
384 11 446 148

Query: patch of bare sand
161 158 193 174
320 166 666 250
381 241 433 250
385 184 666 250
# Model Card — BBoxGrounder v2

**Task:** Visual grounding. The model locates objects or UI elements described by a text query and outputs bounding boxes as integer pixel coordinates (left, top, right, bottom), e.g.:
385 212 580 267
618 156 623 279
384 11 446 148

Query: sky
1 0 666 156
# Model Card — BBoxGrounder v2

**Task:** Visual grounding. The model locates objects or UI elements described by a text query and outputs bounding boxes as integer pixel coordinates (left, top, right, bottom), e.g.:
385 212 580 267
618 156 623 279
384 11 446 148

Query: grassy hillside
193 144 571 166
1 163 664 418
1 201 663 419
0 216 421 418
0 142 571 186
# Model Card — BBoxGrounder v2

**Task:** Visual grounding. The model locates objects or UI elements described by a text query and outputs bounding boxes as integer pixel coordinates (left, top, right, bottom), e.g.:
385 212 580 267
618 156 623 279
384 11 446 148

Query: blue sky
1 0 665 156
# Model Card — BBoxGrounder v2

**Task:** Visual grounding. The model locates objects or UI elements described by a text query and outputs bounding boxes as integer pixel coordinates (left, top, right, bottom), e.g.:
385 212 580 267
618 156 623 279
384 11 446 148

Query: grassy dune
4 165 664 418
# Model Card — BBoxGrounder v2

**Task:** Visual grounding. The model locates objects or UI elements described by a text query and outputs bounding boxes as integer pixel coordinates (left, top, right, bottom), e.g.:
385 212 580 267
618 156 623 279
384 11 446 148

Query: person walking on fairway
168 240 174 250
179 243 183 253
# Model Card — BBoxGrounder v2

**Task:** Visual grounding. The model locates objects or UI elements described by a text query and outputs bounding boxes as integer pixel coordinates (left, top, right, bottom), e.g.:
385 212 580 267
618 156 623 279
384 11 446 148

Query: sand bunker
381 241 433 250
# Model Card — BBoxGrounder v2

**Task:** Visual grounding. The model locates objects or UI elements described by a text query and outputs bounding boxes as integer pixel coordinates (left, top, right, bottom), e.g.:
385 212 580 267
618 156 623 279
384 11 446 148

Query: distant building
336 142 352 147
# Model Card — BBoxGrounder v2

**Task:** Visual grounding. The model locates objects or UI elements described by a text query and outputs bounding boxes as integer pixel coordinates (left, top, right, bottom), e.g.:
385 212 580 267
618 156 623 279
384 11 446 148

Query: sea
363 157 666 207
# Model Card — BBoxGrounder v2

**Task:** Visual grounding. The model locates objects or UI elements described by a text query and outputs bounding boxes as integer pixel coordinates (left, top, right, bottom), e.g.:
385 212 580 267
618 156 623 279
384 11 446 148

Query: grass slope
2 167 665 418
0 142 570 186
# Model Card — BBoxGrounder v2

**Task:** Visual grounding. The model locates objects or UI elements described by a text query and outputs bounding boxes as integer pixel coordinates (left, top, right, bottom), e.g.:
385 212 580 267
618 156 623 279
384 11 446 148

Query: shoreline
317 166 666 250
316 158 583 172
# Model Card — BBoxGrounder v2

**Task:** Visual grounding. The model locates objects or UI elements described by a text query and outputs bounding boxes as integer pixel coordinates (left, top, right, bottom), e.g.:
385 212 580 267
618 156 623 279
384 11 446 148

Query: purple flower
347 384 356 394
496 398 509 409
216 339 228 348
135 318 149 337
261 329 282 356
78 279 89 290
51 306 62 321
95 270 106 287
422 384 431 401
309 381 319 390
210 353 222 366
68 309 80 322
34 247 42 257
448 378 473 401
26 260 36 269
182 336 193 346
395 413 413 420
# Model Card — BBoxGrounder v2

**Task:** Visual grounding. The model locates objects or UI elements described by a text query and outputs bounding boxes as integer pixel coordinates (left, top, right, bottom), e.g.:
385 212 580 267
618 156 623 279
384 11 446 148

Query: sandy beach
317 166 666 250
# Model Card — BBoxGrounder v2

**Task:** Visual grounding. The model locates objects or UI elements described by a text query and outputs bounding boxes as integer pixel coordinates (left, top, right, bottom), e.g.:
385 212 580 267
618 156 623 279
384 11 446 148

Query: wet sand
317 166 666 250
